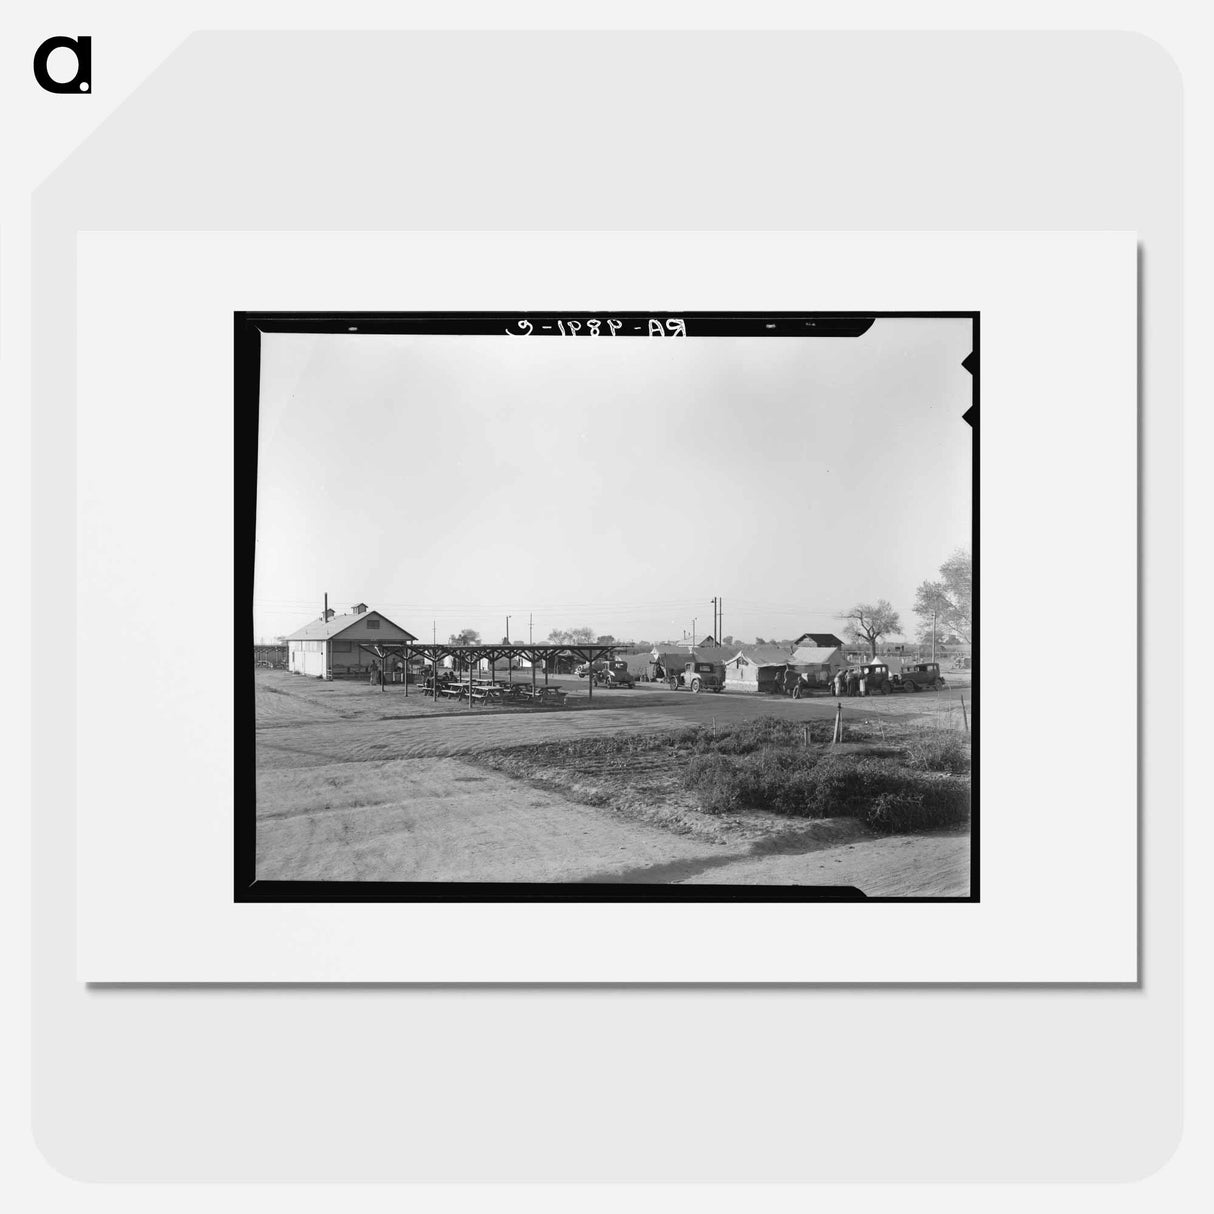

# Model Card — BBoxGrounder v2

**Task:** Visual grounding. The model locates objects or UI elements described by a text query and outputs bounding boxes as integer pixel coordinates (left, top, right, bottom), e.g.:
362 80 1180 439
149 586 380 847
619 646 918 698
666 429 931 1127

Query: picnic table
516 685 567 707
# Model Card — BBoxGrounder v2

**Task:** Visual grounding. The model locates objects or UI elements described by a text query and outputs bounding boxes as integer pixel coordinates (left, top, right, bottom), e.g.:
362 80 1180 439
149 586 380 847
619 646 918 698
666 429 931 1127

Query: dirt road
257 757 746 882
681 831 972 895
253 671 972 893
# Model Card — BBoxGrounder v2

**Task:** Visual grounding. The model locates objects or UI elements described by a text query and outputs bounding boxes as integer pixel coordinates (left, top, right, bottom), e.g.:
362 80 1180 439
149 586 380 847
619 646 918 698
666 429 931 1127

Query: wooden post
960 695 969 733
832 702 843 744
587 652 593 700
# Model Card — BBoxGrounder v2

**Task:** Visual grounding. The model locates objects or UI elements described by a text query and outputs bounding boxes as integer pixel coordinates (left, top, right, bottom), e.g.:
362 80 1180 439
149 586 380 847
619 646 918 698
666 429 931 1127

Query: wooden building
285 604 417 679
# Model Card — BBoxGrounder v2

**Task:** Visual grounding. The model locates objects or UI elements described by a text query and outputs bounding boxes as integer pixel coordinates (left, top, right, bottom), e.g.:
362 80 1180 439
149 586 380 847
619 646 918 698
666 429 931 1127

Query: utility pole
692 618 697 649
506 615 511 643
931 609 937 666
711 596 717 644
529 613 533 644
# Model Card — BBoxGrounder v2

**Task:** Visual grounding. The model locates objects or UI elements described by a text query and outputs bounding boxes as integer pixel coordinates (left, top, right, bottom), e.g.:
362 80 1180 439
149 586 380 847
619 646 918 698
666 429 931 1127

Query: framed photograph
75 229 1135 981
238 310 978 904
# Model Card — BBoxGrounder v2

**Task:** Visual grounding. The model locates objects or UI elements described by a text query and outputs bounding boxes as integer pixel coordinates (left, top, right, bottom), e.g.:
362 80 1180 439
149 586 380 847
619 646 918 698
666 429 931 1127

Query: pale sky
252 320 972 645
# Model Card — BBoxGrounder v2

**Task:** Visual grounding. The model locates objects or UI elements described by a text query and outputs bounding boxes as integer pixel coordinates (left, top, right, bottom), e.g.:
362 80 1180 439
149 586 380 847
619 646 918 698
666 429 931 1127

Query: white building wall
289 640 328 678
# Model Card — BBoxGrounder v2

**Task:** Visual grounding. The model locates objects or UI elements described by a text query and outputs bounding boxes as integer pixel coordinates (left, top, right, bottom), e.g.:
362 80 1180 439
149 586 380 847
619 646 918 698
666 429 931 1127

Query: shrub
686 748 971 829
864 782 971 833
902 731 970 774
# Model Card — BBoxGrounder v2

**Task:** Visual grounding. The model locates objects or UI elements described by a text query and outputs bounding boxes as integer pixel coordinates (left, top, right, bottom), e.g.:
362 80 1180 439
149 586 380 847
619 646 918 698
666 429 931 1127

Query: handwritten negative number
504 317 682 337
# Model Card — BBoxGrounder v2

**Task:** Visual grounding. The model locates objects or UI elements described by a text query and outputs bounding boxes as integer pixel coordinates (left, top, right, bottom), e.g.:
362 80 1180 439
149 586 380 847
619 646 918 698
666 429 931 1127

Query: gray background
32 31 1180 1180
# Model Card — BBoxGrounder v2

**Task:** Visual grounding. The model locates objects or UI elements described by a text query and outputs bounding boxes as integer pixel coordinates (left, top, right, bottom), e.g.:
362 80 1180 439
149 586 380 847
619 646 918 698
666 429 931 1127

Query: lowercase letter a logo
34 36 91 93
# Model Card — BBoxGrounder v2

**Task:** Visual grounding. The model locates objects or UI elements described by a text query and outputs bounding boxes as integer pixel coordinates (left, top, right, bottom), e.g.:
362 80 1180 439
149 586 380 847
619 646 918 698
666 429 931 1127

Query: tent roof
721 644 795 668
791 645 845 665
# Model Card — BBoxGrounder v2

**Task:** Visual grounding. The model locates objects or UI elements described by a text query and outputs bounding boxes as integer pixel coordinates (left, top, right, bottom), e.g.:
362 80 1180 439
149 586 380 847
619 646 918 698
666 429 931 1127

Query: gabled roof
284 609 417 642
793 632 845 649
721 644 795 668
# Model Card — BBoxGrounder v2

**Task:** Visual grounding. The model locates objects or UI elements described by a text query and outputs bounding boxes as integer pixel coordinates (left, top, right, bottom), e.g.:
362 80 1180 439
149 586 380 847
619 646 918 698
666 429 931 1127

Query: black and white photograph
239 311 976 901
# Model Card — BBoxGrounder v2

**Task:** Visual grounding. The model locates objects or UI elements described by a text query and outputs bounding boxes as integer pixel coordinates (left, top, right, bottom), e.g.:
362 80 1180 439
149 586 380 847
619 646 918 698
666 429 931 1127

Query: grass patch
478 716 970 836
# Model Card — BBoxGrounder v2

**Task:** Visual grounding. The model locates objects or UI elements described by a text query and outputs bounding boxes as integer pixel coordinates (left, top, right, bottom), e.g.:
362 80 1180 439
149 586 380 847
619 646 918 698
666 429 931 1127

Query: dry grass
475 716 970 836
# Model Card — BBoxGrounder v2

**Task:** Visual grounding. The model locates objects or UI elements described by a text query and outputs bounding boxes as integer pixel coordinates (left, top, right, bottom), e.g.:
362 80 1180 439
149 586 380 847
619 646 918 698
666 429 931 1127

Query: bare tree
843 601 902 659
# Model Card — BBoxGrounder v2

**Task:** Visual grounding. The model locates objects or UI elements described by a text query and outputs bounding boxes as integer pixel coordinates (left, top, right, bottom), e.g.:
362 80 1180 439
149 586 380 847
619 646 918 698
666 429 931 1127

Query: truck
666 659 726 693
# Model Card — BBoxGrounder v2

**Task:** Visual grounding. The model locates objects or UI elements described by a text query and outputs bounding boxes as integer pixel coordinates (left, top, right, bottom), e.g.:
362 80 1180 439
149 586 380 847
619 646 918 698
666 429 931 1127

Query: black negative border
235 311 978 904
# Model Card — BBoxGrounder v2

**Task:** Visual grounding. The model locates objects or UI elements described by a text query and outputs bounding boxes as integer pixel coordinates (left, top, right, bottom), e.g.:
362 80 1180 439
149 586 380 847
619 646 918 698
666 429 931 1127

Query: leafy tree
914 549 972 643
843 601 902 659
595 634 616 645
448 628 481 646
548 626 597 645
722 635 736 649
754 636 767 645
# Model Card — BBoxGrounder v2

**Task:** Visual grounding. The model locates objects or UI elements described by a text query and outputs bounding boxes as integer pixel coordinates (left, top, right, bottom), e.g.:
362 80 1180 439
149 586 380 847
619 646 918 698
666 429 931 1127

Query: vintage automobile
668 659 726 693
855 662 895 695
592 660 635 689
898 661 946 691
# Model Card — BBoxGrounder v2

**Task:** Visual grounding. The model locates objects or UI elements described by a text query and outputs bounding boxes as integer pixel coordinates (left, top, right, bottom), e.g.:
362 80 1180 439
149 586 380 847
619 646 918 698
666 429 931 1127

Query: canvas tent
790 645 849 686
719 644 796 693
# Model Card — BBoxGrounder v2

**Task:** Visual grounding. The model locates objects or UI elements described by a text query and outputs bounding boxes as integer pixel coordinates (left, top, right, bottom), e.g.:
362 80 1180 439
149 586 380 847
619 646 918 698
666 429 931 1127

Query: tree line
439 551 971 659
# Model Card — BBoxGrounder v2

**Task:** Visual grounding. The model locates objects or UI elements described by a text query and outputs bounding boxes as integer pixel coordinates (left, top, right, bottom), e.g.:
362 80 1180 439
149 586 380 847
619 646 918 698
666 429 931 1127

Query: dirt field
254 670 972 893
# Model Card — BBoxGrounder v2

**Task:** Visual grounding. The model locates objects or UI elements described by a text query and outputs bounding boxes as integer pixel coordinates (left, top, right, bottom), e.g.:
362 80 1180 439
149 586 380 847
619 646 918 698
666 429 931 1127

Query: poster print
238 311 976 903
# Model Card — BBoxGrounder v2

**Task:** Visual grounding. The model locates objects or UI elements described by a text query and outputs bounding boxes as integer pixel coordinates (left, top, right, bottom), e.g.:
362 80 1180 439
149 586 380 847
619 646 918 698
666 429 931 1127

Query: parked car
575 660 606 679
668 660 726 693
593 660 635 689
857 662 895 695
898 662 946 691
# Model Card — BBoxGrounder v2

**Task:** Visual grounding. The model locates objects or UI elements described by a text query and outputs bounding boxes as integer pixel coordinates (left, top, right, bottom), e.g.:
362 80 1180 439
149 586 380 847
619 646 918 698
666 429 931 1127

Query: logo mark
33 35 91 93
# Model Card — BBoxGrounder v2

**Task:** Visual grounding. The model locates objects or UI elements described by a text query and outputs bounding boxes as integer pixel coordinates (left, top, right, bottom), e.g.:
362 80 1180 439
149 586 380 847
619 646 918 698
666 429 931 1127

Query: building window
366 619 380 630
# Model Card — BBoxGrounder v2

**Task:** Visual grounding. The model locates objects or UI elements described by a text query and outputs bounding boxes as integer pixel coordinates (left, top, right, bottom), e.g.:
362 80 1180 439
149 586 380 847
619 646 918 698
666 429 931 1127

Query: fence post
960 695 969 733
